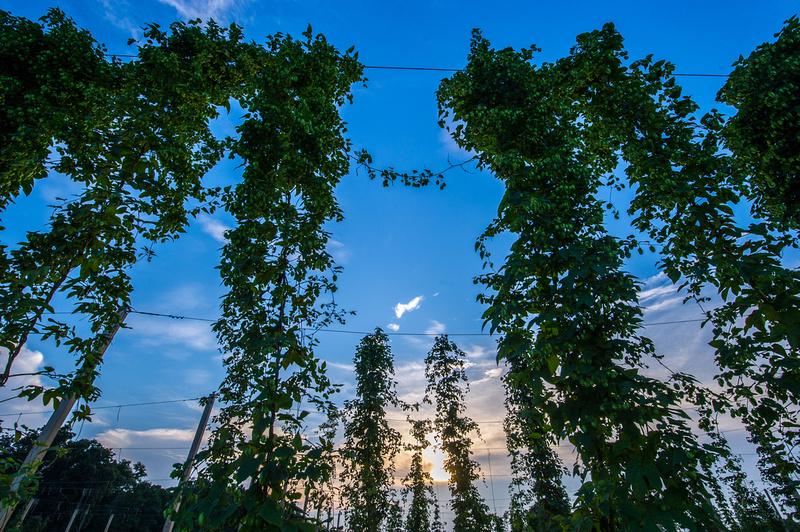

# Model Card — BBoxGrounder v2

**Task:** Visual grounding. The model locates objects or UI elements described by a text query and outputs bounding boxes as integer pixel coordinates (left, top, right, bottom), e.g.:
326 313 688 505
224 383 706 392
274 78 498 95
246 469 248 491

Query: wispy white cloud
387 323 400 332
96 427 196 448
95 426 198 481
643 296 684 313
394 296 423 319
99 0 143 38
325 361 354 372
425 320 446 335
158 0 247 21
162 284 213 312
326 239 350 264
129 315 217 355
198 215 231 244
463 344 496 360
637 272 685 313
638 284 677 303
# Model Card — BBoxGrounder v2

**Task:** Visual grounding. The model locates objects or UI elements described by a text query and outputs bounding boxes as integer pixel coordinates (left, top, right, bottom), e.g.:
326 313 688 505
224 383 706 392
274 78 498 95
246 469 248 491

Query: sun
423 440 448 482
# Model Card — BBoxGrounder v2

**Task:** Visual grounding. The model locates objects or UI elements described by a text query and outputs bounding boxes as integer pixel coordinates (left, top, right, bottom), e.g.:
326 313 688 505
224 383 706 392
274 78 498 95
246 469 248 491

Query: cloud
326 239 350 264
95 427 198 482
0 346 50 428
637 272 686 313
325 361 354 372
158 0 247 21
438 121 476 158
95 427 196 448
638 284 677 303
387 323 400 332
128 315 217 355
394 296 423 319
198 215 231 244
160 284 213 312
463 344 496 360
425 320 446 335
643 296 684 313
99 0 143 38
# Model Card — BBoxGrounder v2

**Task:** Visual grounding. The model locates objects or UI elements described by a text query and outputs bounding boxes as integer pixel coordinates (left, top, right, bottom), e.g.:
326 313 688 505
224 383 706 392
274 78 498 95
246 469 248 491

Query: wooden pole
64 508 80 532
15 498 37 527
103 514 114 532
763 489 789 531
0 308 128 531
161 392 216 532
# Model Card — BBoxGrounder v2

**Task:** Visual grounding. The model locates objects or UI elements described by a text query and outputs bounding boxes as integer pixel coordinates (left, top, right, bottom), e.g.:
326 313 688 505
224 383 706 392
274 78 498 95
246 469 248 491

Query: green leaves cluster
719 15 800 229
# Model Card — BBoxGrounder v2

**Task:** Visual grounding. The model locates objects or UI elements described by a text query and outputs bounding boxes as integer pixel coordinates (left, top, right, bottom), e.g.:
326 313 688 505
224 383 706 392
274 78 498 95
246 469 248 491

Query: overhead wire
126 308 707 334
102 53 731 78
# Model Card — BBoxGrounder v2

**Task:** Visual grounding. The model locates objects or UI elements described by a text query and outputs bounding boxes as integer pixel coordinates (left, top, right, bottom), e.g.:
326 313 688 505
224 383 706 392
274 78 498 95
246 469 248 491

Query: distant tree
715 453 788 532
425 335 496 531
340 330 404 531
402 418 443 532
0 428 169 531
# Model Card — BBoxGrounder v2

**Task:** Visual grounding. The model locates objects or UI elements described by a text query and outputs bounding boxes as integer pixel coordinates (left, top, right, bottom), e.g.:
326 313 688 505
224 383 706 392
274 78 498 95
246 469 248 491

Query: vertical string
486 447 498 515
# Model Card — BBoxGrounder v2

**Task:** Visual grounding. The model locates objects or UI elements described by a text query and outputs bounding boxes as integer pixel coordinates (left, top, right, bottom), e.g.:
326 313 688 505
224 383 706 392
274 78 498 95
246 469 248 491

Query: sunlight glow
423 434 448 482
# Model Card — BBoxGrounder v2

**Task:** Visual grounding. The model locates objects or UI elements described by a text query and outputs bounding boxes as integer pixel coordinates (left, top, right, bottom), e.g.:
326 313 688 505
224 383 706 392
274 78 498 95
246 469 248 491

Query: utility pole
0 308 129 531
162 392 216 532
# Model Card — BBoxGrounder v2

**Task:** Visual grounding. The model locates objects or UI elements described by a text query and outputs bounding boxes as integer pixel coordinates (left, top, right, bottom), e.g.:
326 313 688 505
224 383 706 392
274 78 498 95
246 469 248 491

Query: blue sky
3 0 798 520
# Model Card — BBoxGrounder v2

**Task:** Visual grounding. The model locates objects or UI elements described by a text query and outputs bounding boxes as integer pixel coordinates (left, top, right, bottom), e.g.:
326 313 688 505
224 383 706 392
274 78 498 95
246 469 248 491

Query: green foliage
402 419 443 532
171 28 362 531
0 428 169 531
341 330 404 531
438 28 722 530
719 16 800 229
425 335 496 531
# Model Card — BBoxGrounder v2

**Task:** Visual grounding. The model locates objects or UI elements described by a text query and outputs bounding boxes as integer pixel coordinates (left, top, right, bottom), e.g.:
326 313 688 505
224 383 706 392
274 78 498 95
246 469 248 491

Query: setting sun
423 437 448 482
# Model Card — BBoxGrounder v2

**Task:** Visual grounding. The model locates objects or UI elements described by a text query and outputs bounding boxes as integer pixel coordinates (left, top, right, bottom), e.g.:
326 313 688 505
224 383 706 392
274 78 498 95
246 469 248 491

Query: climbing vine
438 29 722 529
169 28 361 530
0 13 250 409
504 359 570 530
424 335 496 531
402 418 443 532
552 21 800 517
340 329 405 531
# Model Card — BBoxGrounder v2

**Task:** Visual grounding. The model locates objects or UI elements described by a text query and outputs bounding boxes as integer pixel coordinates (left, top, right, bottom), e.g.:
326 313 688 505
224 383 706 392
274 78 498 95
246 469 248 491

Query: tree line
0 6 799 530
